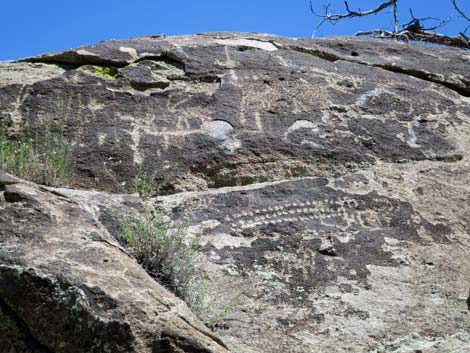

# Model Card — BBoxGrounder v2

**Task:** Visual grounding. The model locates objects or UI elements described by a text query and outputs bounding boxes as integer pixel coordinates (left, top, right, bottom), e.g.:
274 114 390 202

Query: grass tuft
118 208 237 328
0 120 74 186
130 169 175 199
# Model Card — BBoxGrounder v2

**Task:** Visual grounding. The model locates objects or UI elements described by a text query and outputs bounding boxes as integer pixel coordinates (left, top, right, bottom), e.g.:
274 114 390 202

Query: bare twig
452 0 470 22
355 29 470 49
310 0 398 37
451 0 470 34
393 2 399 34
311 0 469 49
407 30 469 48
403 8 450 32
310 2 331 37
342 0 398 17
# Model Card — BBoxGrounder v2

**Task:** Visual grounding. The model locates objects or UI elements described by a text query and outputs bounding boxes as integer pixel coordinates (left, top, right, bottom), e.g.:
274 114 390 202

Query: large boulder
1 33 470 352
0 173 229 353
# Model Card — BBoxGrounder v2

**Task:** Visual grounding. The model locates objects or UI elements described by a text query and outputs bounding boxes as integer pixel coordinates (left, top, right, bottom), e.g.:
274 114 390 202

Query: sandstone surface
1 33 470 353
0 173 229 353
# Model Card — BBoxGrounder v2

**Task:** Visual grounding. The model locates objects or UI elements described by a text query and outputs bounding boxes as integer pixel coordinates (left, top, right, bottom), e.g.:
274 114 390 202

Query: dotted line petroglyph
224 197 397 231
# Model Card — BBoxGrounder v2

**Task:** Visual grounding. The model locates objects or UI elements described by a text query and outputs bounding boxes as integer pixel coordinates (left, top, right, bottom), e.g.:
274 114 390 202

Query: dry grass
118 207 237 328
0 120 74 186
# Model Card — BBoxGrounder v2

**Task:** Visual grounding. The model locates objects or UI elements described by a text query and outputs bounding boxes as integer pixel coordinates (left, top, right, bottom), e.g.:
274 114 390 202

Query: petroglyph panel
170 178 447 242
2 33 467 193
224 196 392 232
166 177 450 302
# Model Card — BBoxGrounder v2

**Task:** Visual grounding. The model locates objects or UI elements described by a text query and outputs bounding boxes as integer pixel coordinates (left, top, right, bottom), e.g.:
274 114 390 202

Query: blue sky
1 1 469 60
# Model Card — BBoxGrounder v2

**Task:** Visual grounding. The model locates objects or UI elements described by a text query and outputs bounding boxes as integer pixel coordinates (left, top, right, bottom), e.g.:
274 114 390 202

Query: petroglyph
201 119 241 153
224 196 395 232
97 132 107 147
356 87 392 106
254 112 263 130
202 120 234 140
284 120 318 141
129 124 143 165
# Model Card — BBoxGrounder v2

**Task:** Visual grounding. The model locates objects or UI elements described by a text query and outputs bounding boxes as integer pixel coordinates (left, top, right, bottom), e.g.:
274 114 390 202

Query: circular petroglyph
287 120 317 133
284 119 319 141
202 120 234 140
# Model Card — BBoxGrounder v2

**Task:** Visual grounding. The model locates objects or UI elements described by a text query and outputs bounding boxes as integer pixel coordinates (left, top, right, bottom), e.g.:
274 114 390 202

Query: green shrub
130 169 175 199
0 120 74 186
117 208 236 328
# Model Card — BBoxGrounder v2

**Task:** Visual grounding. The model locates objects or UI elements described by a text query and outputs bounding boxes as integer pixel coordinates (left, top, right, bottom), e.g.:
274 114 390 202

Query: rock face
0 174 229 353
1 33 469 192
1 33 470 352
159 165 470 353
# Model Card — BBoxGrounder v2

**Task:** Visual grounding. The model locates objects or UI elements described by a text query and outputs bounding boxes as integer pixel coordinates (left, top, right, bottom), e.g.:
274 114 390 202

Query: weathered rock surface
158 162 470 352
0 174 229 353
1 33 470 353
1 33 469 193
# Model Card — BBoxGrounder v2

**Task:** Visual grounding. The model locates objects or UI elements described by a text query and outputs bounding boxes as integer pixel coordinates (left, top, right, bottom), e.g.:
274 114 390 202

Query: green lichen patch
91 65 119 80
78 65 119 80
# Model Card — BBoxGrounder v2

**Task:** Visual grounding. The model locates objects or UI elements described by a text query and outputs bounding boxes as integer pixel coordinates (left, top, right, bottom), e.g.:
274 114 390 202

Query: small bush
118 208 236 328
0 120 74 186
130 169 175 199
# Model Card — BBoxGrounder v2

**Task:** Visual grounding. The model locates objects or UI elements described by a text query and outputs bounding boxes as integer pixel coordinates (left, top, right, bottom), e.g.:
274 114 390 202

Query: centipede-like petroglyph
223 196 397 231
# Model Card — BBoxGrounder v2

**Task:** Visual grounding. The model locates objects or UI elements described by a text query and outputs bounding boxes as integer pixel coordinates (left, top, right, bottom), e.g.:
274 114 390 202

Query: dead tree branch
403 8 450 32
354 29 470 48
393 2 399 34
310 0 398 36
451 0 470 35
311 0 470 49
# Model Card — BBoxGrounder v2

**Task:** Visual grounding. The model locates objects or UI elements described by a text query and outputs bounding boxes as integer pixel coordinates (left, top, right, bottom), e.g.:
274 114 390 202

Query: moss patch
91 65 119 80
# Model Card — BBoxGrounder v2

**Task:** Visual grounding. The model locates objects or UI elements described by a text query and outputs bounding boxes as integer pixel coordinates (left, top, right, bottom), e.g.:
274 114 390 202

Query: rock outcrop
2 33 469 193
0 173 229 353
1 33 470 352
